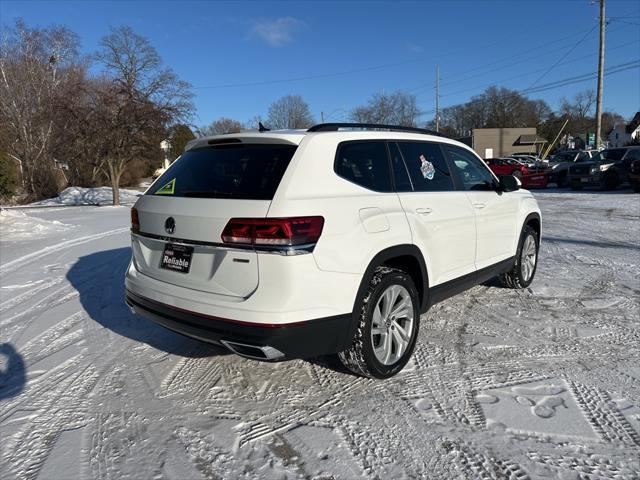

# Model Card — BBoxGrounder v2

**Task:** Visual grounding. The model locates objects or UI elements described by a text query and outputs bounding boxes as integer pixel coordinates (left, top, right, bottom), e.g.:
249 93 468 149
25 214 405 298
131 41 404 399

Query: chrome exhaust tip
220 340 285 361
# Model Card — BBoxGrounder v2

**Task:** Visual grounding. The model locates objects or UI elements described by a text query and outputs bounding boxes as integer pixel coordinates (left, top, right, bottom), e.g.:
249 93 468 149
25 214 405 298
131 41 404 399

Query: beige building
460 128 547 158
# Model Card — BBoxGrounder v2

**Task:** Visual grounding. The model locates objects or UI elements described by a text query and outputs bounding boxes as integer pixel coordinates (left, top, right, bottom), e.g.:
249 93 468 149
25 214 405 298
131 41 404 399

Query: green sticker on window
155 178 175 195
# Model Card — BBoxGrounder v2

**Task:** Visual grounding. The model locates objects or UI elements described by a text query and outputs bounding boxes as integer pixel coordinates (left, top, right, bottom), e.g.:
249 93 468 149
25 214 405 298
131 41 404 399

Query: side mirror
498 175 520 192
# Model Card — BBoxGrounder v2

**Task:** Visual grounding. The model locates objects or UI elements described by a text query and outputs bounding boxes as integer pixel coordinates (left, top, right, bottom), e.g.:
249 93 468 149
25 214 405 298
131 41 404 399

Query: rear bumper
521 173 548 188
125 289 352 360
569 173 601 186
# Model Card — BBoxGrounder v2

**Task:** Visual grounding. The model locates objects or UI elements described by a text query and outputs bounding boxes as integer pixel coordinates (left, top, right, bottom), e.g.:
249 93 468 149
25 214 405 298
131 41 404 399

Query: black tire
601 172 619 190
570 182 583 190
338 267 420 379
633 185 640 193
557 172 568 187
499 225 539 289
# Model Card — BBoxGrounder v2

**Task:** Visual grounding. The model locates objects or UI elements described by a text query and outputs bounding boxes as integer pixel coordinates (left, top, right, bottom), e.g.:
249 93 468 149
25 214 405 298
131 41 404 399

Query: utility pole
595 0 605 148
435 65 440 132
321 111 325 123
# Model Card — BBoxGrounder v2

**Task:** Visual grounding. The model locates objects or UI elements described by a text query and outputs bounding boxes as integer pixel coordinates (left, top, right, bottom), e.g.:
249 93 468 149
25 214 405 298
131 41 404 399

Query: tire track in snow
0 277 65 314
0 227 129 276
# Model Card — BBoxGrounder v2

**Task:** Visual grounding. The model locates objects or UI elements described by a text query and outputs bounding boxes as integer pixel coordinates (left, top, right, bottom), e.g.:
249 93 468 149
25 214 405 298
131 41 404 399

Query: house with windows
607 112 640 148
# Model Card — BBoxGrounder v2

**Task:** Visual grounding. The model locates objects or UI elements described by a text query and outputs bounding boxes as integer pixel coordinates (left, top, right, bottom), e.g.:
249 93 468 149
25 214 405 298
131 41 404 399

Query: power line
417 60 639 117
191 22 624 91
406 24 605 95
525 61 638 94
526 24 598 91
409 21 632 96
422 40 636 102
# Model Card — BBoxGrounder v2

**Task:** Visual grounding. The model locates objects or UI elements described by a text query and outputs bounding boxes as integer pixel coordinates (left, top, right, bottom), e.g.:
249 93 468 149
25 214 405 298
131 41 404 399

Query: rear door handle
415 207 432 215
473 203 486 209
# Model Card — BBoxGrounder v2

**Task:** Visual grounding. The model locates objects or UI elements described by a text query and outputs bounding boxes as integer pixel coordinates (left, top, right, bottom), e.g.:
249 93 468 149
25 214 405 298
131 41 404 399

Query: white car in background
125 123 541 378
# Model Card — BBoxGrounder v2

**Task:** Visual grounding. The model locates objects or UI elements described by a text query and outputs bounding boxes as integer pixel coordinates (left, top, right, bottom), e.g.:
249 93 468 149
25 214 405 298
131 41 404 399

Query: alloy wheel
370 285 415 365
520 234 537 281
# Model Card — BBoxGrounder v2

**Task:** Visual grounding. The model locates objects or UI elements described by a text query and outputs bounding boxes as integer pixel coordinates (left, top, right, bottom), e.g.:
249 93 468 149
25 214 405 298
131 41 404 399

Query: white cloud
251 17 306 47
406 42 424 54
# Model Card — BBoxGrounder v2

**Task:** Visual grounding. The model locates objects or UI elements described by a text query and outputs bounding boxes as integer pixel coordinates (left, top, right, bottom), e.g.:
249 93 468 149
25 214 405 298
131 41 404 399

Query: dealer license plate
160 243 193 273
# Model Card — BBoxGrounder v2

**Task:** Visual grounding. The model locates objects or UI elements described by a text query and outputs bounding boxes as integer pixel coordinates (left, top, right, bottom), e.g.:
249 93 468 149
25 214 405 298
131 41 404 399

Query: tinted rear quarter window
335 141 392 192
148 144 296 200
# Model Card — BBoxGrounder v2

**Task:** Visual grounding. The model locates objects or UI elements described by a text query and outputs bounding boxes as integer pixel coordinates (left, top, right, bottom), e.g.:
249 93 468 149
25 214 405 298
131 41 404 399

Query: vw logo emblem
165 217 176 235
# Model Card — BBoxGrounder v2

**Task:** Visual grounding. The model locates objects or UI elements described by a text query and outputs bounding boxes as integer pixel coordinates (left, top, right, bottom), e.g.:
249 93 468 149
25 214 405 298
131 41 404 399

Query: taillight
131 207 140 233
221 217 324 248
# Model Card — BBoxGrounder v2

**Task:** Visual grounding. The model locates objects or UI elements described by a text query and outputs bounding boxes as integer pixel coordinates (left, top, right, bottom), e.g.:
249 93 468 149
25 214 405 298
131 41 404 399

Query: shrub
0 151 19 200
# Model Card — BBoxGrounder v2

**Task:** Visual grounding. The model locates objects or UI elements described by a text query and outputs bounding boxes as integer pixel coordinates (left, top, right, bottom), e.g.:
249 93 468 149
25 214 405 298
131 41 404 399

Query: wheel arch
343 245 430 349
522 212 541 241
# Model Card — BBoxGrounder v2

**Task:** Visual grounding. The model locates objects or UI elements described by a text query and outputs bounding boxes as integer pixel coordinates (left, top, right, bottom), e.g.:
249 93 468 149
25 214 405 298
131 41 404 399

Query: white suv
125 123 541 379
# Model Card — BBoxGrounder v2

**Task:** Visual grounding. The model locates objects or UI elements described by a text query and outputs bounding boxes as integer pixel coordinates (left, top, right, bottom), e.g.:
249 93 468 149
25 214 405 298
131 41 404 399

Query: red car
485 158 548 188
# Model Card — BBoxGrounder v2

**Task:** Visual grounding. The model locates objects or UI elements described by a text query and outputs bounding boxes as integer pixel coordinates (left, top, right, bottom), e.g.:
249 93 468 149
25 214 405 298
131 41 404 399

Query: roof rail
307 122 447 137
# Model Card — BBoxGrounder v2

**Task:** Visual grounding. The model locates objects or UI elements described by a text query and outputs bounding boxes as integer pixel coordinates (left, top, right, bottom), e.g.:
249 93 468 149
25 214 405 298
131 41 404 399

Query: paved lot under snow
1 189 639 479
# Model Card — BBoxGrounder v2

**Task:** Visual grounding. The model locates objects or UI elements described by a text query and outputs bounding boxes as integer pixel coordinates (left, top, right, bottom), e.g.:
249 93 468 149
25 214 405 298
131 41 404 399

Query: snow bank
0 209 73 240
32 186 141 206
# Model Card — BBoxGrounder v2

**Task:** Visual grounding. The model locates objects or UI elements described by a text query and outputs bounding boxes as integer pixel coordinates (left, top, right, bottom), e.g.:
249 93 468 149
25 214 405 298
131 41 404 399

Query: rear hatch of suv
131 139 297 298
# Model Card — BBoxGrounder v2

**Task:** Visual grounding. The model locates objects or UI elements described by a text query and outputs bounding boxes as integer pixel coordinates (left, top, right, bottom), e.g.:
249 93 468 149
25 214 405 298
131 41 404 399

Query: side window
388 142 413 192
397 141 454 192
625 149 640 161
335 141 392 192
445 145 496 191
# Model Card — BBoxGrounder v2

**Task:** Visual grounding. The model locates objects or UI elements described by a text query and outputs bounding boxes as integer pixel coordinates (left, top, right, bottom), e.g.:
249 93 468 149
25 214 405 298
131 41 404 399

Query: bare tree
0 20 82 198
96 26 192 116
560 89 596 134
434 86 553 137
267 95 314 129
95 26 194 204
600 111 625 137
351 91 420 127
199 117 243 136
53 75 108 187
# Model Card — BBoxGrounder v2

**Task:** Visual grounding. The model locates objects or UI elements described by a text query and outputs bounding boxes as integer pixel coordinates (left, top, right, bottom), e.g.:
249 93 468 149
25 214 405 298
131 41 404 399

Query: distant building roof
514 134 547 145
626 112 640 134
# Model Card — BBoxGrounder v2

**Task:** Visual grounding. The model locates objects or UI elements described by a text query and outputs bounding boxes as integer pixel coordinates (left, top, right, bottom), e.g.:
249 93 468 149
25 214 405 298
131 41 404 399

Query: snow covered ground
1 189 639 479
30 186 142 207
0 209 74 240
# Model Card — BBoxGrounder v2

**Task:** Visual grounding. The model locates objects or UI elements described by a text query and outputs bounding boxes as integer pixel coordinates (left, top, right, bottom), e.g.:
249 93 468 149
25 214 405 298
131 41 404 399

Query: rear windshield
148 143 297 199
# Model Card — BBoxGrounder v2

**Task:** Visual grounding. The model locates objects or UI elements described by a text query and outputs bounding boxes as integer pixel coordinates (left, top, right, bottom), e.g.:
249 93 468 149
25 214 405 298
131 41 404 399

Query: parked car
569 146 640 190
510 154 543 167
547 150 597 187
125 123 541 379
486 158 549 188
629 159 640 192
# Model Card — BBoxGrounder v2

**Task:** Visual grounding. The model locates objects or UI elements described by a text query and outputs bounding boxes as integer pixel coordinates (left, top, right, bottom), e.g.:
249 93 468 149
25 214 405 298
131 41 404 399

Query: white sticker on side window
419 154 435 180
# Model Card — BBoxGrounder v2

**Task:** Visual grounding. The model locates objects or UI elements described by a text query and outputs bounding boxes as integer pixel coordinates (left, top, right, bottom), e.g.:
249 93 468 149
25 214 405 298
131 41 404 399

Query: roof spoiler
307 123 448 137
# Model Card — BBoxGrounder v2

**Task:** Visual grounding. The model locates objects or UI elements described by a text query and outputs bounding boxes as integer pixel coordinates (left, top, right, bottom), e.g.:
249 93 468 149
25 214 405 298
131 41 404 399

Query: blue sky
2 0 639 128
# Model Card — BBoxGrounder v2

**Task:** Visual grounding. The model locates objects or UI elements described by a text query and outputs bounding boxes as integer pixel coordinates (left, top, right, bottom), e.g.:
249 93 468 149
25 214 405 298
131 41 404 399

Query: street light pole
595 0 606 148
